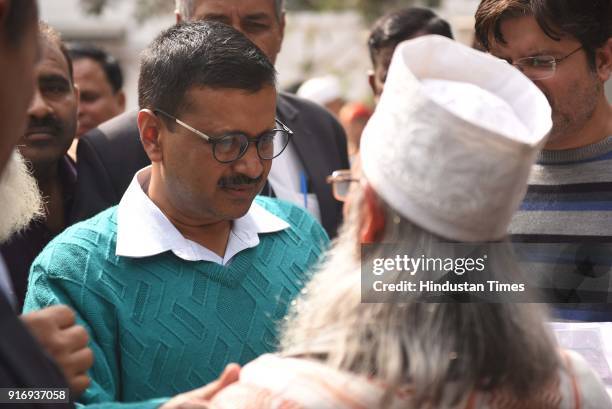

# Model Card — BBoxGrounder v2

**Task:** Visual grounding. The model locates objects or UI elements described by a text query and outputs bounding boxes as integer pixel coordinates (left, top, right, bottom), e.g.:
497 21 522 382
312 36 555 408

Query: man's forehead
490 15 571 57
184 85 275 109
37 39 70 78
191 0 276 18
180 85 276 132
74 58 104 78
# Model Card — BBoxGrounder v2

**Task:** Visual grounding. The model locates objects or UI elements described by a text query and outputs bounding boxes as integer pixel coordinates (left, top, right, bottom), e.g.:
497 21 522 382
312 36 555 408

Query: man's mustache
25 115 63 135
218 174 263 188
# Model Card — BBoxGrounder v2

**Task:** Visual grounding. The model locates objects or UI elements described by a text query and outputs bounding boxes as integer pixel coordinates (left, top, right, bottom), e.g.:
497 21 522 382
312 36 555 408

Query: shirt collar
116 166 289 264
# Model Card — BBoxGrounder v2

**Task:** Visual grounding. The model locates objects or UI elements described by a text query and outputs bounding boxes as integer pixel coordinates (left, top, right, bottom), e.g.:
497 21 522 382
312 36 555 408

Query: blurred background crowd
1 0 612 408
41 0 611 114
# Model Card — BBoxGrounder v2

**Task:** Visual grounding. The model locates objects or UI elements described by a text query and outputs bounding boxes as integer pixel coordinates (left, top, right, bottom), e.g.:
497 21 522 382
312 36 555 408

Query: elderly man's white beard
0 150 43 244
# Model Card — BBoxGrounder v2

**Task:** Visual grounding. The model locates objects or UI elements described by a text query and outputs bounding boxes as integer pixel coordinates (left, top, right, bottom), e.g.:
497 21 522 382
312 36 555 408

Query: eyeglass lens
333 180 351 201
515 56 556 80
213 129 290 163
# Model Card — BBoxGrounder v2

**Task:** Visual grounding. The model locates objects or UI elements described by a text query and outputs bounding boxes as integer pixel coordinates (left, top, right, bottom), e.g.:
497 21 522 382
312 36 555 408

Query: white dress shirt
0 254 16 309
116 167 289 266
267 139 321 222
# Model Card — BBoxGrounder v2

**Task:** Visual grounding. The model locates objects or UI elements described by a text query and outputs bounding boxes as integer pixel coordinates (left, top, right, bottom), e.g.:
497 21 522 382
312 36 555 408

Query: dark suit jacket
0 294 73 408
73 92 349 237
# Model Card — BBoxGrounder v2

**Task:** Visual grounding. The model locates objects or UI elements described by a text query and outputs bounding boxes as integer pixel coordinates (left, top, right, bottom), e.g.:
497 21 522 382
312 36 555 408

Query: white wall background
40 0 611 110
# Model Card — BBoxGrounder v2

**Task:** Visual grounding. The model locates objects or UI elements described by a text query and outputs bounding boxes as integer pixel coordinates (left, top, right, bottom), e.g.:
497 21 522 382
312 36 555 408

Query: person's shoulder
80 111 140 148
88 111 139 138
278 92 339 126
254 196 330 245
254 195 318 228
44 207 119 253
76 110 149 206
561 349 612 407
30 207 119 284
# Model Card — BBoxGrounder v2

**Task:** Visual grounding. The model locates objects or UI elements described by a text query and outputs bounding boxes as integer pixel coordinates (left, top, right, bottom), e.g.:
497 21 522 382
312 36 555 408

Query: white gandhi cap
360 35 552 242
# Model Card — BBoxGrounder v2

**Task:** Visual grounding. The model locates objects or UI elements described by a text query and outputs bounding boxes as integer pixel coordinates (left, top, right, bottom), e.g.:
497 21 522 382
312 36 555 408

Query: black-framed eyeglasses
506 46 583 80
326 169 359 202
153 109 293 164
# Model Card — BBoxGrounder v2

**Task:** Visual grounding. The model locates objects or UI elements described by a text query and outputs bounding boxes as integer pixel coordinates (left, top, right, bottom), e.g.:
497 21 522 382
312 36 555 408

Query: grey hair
280 188 561 407
175 0 285 21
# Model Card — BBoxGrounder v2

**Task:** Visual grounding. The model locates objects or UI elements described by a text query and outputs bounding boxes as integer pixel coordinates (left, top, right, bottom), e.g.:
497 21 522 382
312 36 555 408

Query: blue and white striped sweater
510 136 612 322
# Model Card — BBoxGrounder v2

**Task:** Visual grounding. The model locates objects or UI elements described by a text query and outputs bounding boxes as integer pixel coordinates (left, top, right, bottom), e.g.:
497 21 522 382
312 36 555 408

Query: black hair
475 0 612 69
368 7 454 65
138 20 276 117
68 43 123 92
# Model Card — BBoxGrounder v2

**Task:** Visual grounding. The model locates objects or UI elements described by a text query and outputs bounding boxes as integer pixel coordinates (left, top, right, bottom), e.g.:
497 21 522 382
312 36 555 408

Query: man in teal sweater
24 21 329 408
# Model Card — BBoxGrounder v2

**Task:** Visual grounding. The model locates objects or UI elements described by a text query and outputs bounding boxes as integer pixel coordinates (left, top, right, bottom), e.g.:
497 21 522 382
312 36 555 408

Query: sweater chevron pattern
23 197 329 409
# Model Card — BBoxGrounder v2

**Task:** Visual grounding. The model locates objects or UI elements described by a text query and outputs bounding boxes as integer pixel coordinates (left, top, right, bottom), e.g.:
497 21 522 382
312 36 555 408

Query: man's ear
367 70 376 96
72 83 80 105
273 11 286 57
360 183 386 244
595 38 612 83
279 11 286 41
73 83 80 102
138 109 164 163
116 90 126 113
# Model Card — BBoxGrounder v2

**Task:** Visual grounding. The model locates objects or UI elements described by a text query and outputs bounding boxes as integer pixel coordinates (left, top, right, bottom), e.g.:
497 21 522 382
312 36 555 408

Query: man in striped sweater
475 0 612 321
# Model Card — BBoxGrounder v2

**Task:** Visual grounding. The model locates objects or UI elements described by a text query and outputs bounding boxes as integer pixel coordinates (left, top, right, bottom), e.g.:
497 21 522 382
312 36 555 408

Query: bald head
173 0 286 64
176 0 285 22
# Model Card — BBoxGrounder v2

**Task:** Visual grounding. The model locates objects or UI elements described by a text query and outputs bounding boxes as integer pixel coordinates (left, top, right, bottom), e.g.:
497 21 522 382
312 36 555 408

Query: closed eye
242 13 272 33
202 14 232 25
40 76 71 97
243 20 269 33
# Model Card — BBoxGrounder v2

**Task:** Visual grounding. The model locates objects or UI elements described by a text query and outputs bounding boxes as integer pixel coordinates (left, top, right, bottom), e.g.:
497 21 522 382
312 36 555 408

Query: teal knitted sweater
23 197 329 408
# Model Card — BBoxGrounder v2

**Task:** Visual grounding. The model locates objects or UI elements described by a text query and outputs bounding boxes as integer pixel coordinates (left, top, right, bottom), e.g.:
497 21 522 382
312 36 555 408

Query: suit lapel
277 94 326 183
276 94 338 235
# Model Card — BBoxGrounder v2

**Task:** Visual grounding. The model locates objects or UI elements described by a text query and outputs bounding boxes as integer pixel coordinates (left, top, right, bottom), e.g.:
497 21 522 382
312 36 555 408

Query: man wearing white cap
297 75 345 118
200 36 611 408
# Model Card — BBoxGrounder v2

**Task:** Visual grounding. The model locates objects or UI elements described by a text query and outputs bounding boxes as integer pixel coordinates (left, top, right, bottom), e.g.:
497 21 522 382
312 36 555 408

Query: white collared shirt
116 167 289 266
268 139 321 222
0 255 16 310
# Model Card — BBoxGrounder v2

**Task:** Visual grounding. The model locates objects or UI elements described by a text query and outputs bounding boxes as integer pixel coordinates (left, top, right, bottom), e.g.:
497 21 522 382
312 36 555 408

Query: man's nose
27 89 53 118
232 143 264 179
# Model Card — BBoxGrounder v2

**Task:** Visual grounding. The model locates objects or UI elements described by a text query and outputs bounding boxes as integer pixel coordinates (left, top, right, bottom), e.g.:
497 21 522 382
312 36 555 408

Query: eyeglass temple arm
156 108 292 141
154 108 212 142
175 118 212 142
276 119 294 135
